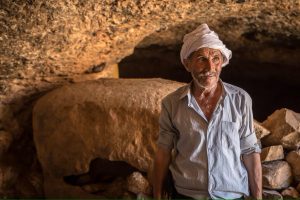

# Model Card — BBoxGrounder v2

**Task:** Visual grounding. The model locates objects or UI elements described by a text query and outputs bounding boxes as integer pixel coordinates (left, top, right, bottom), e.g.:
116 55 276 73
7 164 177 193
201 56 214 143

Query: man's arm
153 146 172 200
242 152 262 199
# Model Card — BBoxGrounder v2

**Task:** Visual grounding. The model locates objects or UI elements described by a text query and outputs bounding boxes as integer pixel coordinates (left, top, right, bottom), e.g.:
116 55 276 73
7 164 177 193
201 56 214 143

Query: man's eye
197 57 206 62
213 56 220 63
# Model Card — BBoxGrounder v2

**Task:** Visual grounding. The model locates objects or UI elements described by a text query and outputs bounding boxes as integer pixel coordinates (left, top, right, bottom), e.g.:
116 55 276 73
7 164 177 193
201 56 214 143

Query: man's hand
243 152 262 199
152 147 172 200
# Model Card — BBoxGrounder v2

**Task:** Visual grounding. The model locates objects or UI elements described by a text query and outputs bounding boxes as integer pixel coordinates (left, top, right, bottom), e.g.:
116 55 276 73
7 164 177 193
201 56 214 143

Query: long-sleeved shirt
157 81 261 199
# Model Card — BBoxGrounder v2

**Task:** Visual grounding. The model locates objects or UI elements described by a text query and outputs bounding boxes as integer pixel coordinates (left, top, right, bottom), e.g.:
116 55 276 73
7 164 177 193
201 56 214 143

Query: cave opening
119 45 300 121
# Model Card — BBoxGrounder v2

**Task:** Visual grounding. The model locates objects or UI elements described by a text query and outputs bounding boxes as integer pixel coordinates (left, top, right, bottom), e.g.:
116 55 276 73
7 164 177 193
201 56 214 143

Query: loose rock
261 108 300 147
285 150 300 182
281 131 300 150
254 120 271 140
126 172 151 195
281 187 300 198
261 145 284 163
262 189 283 200
262 161 293 189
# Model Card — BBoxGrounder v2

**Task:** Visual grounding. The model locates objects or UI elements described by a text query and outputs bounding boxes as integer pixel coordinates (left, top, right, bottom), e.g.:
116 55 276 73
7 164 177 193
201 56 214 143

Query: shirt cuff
240 133 261 154
157 131 174 150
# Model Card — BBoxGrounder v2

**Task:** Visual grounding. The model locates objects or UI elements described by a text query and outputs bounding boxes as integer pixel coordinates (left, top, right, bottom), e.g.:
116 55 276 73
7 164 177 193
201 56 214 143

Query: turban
180 23 232 68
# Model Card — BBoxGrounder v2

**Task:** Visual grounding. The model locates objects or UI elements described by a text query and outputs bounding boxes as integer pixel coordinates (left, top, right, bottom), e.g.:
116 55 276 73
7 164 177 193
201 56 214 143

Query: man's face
185 48 223 90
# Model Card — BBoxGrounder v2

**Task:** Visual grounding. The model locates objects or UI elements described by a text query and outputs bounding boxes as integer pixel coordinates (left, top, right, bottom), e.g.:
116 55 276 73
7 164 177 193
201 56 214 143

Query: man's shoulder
162 84 189 103
223 82 251 100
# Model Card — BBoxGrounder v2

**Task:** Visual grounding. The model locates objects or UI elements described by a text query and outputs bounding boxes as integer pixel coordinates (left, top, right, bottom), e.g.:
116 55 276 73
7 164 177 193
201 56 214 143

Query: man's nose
205 58 214 71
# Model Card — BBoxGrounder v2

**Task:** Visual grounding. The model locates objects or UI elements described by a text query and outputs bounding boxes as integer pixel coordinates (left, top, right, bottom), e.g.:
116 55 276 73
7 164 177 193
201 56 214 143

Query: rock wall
0 0 300 198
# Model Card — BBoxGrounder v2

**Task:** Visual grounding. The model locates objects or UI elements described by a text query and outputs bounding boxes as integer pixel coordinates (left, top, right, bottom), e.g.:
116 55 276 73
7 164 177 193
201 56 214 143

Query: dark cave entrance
119 45 300 121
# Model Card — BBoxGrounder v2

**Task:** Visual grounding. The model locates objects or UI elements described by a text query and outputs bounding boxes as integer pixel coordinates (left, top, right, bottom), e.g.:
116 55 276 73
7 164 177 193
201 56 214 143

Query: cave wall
0 0 299 197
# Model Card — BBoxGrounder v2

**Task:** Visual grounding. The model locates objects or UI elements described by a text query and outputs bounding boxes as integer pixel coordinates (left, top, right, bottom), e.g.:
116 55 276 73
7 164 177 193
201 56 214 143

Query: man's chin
194 79 218 90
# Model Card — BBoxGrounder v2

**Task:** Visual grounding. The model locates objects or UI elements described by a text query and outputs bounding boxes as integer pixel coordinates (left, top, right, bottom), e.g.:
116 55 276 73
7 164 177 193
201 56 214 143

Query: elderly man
153 24 262 199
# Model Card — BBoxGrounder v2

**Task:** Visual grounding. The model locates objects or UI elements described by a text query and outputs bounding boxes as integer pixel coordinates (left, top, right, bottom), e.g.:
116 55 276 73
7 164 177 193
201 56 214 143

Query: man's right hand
152 146 172 200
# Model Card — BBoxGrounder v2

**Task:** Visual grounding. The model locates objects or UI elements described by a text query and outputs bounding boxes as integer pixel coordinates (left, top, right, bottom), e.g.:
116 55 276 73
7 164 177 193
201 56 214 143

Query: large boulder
262 161 293 190
32 78 184 197
261 108 300 147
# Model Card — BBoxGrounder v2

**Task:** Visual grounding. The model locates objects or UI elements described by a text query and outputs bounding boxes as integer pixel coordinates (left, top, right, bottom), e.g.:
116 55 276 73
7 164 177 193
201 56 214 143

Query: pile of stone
258 108 300 199
32 79 300 199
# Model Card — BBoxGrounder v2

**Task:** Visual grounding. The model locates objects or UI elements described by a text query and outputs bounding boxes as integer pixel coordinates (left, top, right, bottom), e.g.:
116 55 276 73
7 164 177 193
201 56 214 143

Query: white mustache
197 72 217 77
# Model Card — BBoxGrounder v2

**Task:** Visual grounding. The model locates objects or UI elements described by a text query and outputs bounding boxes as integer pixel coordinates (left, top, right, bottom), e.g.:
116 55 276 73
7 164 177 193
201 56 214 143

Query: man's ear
183 59 191 72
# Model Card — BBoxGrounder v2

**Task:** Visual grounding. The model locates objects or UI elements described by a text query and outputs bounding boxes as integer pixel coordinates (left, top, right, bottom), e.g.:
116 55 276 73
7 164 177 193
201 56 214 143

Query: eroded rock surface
32 78 184 197
262 161 293 189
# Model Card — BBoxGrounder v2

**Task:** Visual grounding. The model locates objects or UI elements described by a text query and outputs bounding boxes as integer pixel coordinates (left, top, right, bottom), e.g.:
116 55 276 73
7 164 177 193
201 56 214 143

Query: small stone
126 172 151 195
262 161 293 189
261 108 300 147
281 131 300 150
281 187 300 198
261 145 284 163
286 150 300 182
0 131 13 156
254 120 271 140
263 189 283 200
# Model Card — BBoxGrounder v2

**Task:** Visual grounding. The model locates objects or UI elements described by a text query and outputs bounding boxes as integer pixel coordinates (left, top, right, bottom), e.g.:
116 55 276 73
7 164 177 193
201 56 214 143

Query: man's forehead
193 48 221 56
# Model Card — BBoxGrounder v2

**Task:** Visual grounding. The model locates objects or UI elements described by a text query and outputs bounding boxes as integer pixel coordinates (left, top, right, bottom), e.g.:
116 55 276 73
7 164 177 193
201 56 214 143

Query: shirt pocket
221 121 240 149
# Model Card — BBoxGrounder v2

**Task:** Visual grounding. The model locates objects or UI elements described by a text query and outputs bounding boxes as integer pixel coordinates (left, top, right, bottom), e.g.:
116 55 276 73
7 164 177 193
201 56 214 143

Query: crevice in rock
63 158 144 197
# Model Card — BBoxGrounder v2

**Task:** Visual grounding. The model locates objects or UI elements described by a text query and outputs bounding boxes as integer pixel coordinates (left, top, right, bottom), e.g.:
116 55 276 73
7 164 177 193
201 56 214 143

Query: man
153 24 262 199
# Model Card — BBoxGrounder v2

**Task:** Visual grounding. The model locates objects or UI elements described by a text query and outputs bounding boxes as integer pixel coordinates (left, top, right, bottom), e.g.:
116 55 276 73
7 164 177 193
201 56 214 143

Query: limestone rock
262 161 293 189
262 189 283 200
126 172 151 195
32 78 184 197
286 150 300 182
254 120 271 139
261 108 300 147
281 131 300 150
281 187 300 198
0 131 13 157
261 145 284 163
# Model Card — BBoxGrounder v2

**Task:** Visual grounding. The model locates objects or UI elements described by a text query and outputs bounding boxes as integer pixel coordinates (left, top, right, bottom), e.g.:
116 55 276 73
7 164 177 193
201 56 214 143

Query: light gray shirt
157 81 261 199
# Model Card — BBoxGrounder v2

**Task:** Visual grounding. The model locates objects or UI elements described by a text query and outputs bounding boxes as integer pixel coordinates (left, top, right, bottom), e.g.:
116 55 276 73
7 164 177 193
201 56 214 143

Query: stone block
254 120 270 140
261 108 300 147
262 161 293 189
261 145 284 163
281 131 300 150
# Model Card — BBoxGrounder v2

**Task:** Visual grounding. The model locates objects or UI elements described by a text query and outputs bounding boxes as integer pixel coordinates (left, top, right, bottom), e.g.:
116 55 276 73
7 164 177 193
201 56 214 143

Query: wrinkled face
184 48 223 90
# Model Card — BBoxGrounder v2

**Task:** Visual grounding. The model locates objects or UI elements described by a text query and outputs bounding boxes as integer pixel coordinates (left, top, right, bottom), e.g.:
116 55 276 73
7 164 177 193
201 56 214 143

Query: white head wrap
180 23 232 68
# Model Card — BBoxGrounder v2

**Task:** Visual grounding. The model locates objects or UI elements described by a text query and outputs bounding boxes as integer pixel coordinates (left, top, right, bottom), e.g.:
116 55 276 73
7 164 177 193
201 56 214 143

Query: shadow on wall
119 45 300 121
